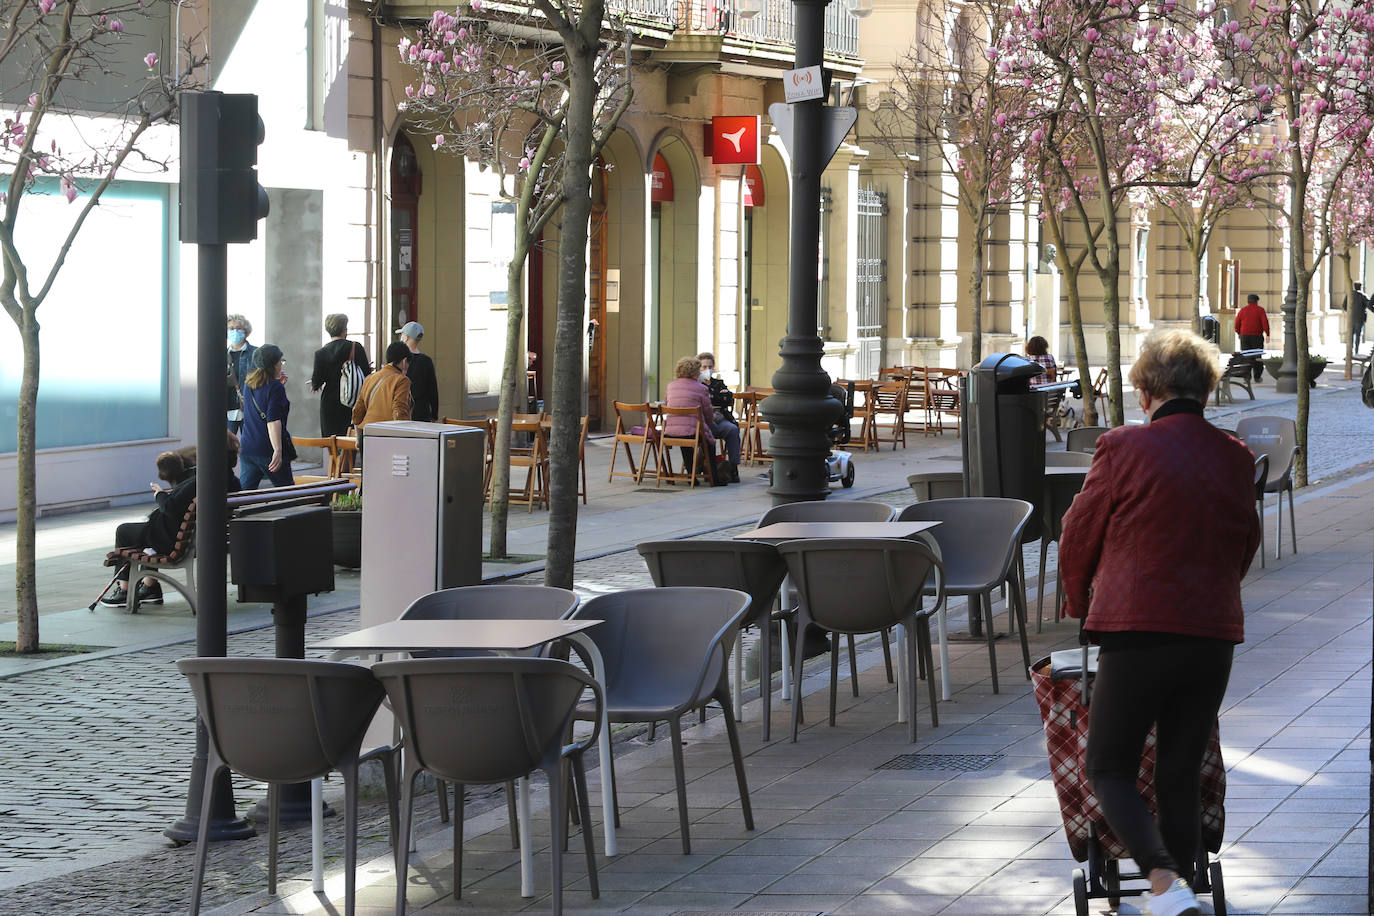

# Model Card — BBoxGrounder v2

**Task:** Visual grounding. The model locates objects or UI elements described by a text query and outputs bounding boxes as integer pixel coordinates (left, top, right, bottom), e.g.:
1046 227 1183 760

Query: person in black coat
99 451 197 606
397 320 439 422
310 313 372 436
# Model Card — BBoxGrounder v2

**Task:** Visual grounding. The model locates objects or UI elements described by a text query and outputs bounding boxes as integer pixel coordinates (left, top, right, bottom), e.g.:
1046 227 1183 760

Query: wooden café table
313 618 613 898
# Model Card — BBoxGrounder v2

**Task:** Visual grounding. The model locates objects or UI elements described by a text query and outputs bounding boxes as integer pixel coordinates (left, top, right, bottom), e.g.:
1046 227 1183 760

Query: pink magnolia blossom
144 52 158 70
38 0 54 13
60 175 77 204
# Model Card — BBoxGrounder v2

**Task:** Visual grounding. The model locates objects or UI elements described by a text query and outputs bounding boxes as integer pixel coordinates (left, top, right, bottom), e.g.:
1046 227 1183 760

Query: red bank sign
709 115 761 165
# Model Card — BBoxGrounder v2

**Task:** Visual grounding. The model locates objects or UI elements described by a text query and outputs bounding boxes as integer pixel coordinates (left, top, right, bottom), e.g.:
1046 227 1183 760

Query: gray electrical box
961 353 1047 543
359 421 486 627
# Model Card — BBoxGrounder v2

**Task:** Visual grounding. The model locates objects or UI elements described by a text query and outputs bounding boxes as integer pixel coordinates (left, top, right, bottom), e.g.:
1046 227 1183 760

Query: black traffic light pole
165 91 269 844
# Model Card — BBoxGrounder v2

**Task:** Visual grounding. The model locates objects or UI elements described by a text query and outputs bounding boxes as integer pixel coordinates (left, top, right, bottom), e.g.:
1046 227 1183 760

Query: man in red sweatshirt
1234 293 1270 381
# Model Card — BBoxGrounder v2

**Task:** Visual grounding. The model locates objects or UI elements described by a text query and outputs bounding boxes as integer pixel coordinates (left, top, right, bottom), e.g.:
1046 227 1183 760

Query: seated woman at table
1058 329 1259 916
1025 335 1057 385
695 351 742 479
664 356 731 486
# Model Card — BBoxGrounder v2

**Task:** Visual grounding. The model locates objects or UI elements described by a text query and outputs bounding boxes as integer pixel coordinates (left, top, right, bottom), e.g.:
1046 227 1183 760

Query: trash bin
1201 314 1220 345
960 353 1047 543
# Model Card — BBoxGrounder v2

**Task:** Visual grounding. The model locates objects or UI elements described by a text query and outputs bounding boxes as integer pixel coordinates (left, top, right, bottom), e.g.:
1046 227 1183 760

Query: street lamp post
1276 274 1300 394
762 0 843 505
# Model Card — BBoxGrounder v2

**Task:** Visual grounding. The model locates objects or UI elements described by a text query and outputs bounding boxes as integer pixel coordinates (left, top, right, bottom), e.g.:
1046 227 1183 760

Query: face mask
700 370 712 381
228 329 246 347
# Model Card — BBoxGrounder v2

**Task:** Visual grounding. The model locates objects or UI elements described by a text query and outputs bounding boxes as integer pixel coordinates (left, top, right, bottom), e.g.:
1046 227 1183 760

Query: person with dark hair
1059 330 1260 916
1024 335 1058 385
239 344 296 490
397 321 439 422
310 312 372 436
1234 293 1269 381
352 341 413 431
1350 282 1370 352
99 451 197 606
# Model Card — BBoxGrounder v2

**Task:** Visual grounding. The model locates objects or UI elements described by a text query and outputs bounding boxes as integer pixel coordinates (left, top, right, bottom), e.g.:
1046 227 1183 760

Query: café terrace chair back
758 499 899 691
372 657 602 916
907 470 965 502
896 498 1034 695
1066 425 1109 454
398 584 581 834
776 538 945 743
1235 415 1299 560
1253 453 1269 569
177 658 389 916
635 540 789 741
1045 450 1095 468
658 405 714 488
608 400 661 484
570 587 754 854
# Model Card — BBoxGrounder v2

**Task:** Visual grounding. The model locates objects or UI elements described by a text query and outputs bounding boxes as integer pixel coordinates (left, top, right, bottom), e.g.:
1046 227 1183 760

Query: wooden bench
101 479 356 615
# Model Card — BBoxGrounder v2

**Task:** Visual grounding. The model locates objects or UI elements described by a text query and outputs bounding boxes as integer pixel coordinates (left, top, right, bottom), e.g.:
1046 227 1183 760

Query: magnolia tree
1239 0 1374 485
3 0 199 653
873 0 1031 362
398 4 631 561
998 0 1260 425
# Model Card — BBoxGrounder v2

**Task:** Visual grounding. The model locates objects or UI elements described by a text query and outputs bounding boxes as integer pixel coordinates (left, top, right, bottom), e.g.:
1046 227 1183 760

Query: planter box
331 509 362 568
1264 359 1327 387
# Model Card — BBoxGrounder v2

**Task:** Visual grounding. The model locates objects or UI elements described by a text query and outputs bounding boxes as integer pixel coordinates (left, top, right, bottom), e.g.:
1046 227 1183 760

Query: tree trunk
15 304 39 652
488 228 531 560
1295 264 1311 487
1190 239 1205 337
1340 249 1354 380
543 44 597 590
970 211 985 363
1098 204 1125 428
1064 265 1094 427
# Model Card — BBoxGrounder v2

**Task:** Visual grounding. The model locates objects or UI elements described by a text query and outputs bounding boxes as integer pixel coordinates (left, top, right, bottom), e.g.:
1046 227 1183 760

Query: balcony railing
611 0 860 59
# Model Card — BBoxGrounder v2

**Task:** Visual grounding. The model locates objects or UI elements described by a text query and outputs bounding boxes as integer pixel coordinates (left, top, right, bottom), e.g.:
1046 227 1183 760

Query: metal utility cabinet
360 421 486 627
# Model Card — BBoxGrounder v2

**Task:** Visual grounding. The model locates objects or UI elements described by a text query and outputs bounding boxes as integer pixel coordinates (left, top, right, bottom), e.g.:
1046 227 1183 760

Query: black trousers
1236 334 1265 379
1084 638 1233 881
112 522 148 582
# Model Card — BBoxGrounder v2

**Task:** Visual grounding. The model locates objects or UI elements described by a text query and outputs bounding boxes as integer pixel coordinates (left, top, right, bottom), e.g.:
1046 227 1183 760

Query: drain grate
876 753 1004 772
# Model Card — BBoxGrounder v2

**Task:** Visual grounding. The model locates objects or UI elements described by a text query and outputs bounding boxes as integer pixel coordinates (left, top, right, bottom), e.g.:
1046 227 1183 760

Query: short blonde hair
1128 330 1220 402
324 313 349 338
675 356 702 379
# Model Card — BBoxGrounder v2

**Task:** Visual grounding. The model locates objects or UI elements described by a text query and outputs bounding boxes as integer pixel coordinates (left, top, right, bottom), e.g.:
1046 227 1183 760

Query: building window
0 180 169 453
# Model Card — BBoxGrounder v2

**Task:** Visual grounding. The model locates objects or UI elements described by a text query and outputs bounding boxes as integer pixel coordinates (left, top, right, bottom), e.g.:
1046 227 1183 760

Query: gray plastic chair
570 587 754 854
636 540 788 741
1037 468 1090 630
1235 416 1299 559
907 470 965 501
758 500 898 691
398 584 580 836
1066 425 1108 453
1045 450 1095 467
896 498 1034 694
776 538 945 743
177 658 390 916
373 657 601 916
1254 453 1269 569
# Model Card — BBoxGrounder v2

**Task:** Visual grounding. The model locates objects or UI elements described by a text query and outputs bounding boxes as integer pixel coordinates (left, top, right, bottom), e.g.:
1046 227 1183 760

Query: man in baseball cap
396 320 438 422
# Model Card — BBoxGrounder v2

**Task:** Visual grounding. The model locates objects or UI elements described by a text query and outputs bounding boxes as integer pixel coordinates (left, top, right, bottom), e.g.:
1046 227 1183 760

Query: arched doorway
746 143 790 386
390 133 422 333
648 135 700 397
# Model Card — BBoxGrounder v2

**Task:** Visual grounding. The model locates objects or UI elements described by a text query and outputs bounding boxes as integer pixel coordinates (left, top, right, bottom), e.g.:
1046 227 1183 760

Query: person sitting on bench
100 451 197 607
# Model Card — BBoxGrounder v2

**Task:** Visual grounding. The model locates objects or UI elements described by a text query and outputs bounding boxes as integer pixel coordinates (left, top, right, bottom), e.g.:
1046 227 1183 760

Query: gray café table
733 520 944 719
312 618 613 899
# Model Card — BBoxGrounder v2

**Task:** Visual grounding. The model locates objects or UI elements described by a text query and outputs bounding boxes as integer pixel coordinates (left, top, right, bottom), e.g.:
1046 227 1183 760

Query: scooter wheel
842 463 855 488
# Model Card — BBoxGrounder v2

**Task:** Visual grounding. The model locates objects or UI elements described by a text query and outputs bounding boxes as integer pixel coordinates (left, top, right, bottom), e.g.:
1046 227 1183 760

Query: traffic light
179 91 270 244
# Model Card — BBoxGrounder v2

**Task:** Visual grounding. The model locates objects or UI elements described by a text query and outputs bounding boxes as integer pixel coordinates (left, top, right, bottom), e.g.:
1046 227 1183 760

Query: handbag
338 341 365 408
247 387 296 462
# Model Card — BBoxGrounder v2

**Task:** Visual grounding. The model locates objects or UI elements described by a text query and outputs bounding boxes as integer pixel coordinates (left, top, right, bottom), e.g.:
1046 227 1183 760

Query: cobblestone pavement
0 383 1368 914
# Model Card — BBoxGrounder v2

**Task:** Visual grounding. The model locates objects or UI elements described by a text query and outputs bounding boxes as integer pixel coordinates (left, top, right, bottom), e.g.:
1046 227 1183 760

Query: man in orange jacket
352 341 413 430
1233 293 1270 381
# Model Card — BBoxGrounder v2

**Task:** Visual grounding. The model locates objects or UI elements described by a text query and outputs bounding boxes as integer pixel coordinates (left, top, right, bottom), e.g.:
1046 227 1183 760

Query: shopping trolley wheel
1105 858 1121 907
1072 868 1089 916
1209 860 1226 916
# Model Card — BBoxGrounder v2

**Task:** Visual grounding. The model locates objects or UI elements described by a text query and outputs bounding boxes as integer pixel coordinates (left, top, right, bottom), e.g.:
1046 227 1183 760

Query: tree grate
875 753 1004 772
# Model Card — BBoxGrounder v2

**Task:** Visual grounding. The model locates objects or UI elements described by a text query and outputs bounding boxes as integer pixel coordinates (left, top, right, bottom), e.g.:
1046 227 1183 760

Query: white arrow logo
721 127 747 153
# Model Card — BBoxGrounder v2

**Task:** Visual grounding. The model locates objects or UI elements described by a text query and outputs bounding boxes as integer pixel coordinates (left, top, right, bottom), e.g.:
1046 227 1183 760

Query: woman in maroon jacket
1059 330 1260 916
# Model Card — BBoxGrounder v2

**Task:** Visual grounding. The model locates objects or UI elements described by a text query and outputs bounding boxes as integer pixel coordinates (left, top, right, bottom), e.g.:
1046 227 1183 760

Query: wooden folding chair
870 380 909 449
608 401 661 485
658 406 715 488
289 436 336 484
843 380 877 452
508 419 549 511
924 367 962 437
443 417 497 498
738 389 773 466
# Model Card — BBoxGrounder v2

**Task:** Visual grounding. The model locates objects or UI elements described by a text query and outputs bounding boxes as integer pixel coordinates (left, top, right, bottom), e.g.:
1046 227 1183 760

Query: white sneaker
1145 879 1201 916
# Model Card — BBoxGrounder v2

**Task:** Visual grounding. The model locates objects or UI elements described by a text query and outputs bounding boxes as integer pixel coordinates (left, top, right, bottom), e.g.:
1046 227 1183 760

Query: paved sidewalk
0 377 1368 914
